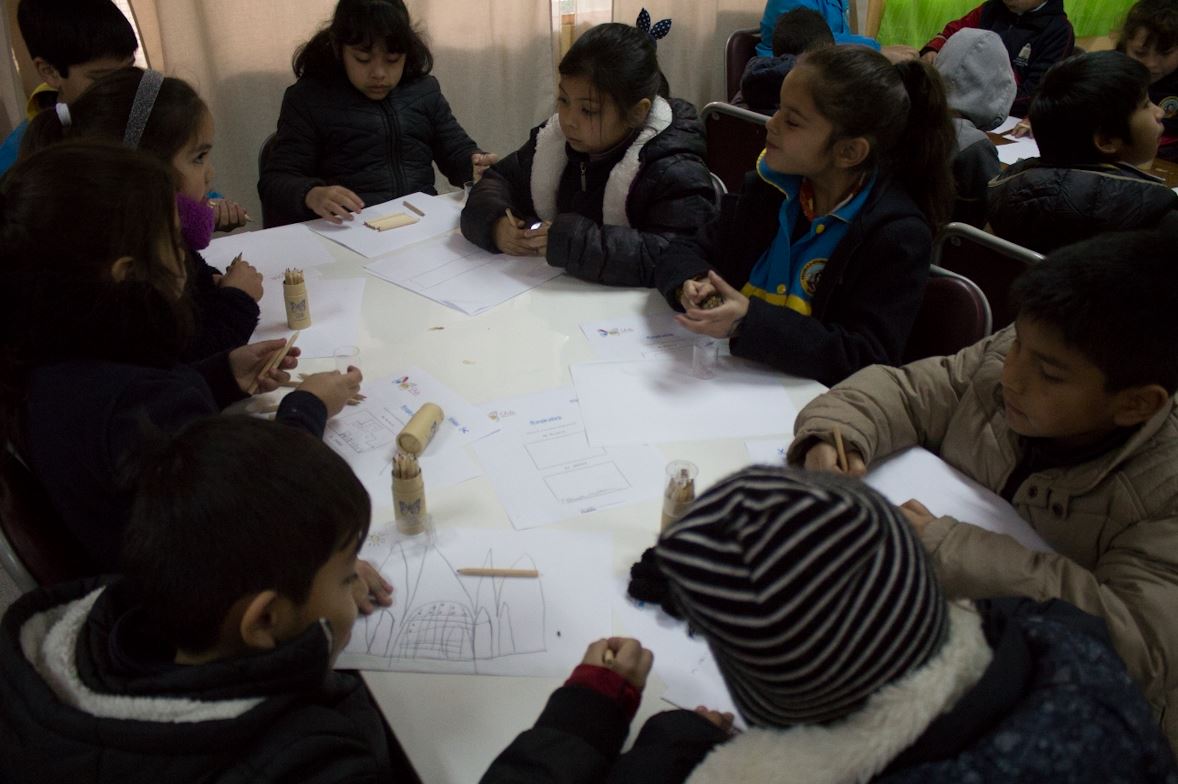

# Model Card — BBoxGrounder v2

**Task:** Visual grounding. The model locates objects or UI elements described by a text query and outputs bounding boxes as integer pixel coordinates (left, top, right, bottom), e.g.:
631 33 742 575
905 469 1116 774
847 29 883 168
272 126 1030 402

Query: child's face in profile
44 54 134 104
1124 28 1178 84
557 75 631 154
171 110 215 203
1119 94 1165 167
342 41 405 101
1001 318 1123 446
765 65 836 178
1001 0 1043 14
288 544 362 665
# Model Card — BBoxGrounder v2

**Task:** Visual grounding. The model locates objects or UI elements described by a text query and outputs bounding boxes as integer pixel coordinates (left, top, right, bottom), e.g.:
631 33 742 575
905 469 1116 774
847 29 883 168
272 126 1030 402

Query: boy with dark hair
0 0 137 174
789 229 1178 754
0 417 409 782
920 0 1073 116
1119 0 1178 160
988 50 1177 252
738 8 835 114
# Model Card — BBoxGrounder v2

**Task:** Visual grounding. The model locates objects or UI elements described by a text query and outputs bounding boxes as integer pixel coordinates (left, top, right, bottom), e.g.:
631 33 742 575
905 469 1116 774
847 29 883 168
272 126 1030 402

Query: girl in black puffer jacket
260 0 493 227
460 21 717 288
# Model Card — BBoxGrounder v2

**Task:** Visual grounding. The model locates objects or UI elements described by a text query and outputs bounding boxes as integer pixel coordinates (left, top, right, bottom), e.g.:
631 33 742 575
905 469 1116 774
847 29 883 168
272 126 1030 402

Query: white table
253 204 827 783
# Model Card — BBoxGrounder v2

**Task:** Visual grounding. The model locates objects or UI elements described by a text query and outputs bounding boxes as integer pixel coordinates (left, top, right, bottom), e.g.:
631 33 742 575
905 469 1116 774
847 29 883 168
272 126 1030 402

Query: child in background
988 52 1176 253
0 0 135 175
920 0 1073 117
789 230 1178 753
460 22 716 288
23 68 266 360
737 8 835 115
1119 0 1178 160
259 0 493 227
755 0 879 55
0 417 413 782
0 143 377 591
934 29 1016 227
655 47 954 386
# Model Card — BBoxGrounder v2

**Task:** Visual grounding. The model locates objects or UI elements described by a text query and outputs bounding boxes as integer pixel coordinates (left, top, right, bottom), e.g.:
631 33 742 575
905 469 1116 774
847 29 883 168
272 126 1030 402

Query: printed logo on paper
596 327 635 337
394 376 421 396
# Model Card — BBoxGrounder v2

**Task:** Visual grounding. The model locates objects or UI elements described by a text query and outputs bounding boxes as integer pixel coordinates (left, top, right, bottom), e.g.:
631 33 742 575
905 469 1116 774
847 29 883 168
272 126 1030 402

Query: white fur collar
530 95 674 227
686 602 992 784
20 587 264 723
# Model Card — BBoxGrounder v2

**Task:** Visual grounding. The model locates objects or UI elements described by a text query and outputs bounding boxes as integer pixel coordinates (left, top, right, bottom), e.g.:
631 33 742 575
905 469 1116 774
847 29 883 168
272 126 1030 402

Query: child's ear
32 57 64 90
1093 130 1125 159
239 590 296 650
834 137 870 170
109 256 135 283
1112 384 1172 427
628 97 653 127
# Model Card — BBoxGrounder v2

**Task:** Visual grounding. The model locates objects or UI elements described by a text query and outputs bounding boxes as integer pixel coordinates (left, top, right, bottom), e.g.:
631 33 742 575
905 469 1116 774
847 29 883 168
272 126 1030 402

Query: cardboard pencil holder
397 403 444 455
283 280 312 329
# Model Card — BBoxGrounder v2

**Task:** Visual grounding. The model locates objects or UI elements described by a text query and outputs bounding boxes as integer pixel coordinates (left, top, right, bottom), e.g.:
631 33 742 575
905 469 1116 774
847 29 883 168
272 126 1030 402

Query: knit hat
656 466 948 728
935 29 1016 132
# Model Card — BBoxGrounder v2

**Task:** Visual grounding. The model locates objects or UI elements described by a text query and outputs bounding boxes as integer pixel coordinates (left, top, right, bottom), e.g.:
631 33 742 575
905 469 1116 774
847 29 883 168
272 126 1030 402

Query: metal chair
902 265 993 364
931 222 1044 328
700 102 769 195
724 27 762 102
708 170 727 207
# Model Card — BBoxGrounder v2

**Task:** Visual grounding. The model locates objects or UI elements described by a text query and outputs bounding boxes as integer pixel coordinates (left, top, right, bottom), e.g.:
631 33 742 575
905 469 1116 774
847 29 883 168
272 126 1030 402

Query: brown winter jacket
788 326 1178 751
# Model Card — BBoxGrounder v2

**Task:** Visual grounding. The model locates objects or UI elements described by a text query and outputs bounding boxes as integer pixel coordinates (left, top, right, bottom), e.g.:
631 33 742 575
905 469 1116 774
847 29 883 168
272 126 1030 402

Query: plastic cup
334 345 360 373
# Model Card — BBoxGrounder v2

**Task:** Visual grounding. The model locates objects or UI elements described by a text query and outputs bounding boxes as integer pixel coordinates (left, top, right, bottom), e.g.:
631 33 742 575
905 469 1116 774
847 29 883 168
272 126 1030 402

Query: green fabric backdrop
877 1 1135 47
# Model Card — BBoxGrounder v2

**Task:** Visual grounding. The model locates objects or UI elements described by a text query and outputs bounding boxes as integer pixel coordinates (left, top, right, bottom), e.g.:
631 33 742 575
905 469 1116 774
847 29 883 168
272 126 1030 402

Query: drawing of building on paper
347 535 546 672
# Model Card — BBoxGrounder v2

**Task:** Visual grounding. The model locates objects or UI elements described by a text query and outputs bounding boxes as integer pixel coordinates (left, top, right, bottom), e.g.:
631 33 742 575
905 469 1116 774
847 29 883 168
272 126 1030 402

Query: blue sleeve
834 32 880 50
757 0 855 56
0 120 29 176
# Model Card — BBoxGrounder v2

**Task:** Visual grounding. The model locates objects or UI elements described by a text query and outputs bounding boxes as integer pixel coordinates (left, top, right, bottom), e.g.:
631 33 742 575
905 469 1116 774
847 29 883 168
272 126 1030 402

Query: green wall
878 1 1135 48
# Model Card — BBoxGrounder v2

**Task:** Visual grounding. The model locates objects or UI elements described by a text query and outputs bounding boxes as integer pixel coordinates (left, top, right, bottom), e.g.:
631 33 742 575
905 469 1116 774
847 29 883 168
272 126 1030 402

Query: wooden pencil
455 568 539 578
603 648 616 665
832 426 848 473
247 331 300 395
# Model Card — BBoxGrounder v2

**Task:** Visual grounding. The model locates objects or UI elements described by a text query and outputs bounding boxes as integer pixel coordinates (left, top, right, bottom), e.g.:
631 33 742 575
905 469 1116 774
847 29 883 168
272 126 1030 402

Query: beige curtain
123 0 554 222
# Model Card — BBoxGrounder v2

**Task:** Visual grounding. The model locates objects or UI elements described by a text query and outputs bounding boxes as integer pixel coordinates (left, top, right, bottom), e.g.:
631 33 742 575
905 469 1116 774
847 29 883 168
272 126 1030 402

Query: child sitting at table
1119 0 1178 161
920 0 1073 117
0 416 414 782
259 0 492 227
0 143 373 583
654 46 953 386
23 67 264 360
485 466 1177 782
788 229 1178 754
988 51 1177 253
737 8 834 115
933 29 1015 227
754 0 879 56
460 19 716 288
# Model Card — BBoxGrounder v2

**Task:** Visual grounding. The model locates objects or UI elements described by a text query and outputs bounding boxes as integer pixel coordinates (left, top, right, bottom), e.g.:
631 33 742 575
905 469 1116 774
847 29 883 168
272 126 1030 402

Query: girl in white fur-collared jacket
459 21 716 288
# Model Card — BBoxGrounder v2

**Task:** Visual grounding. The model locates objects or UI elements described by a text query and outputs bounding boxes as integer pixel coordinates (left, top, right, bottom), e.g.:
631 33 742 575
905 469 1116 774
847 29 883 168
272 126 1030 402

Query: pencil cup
392 472 429 536
661 460 698 531
283 280 312 329
692 337 719 380
397 402 444 455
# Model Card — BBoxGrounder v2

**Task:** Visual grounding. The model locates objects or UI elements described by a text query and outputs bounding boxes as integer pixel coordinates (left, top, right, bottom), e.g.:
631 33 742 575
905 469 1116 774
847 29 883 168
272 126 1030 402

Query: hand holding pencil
801 427 866 476
231 337 301 395
582 637 653 691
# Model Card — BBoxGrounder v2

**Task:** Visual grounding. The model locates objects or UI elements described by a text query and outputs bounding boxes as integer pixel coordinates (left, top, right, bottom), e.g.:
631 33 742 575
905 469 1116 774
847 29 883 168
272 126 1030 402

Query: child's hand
694 706 737 735
471 152 498 181
803 441 867 476
494 208 548 256
898 498 936 535
297 367 364 418
306 185 364 224
881 44 919 64
921 50 938 65
210 197 251 232
675 270 749 338
1010 121 1033 139
230 339 302 393
353 558 394 614
679 276 717 311
583 637 654 691
218 257 264 301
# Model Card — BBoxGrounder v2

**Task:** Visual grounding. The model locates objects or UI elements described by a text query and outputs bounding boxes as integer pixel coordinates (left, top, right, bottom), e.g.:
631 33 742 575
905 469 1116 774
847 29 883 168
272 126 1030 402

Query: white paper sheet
744 438 788 465
996 136 1040 165
337 526 612 676
864 447 1053 552
991 115 1022 137
371 368 499 445
364 231 563 316
472 388 665 529
252 276 365 358
579 312 701 361
203 224 335 280
571 356 799 446
307 193 463 258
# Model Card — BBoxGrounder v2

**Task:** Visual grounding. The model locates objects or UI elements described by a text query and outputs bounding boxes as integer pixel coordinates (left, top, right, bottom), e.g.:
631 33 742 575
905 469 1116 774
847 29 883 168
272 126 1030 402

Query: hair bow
636 8 672 42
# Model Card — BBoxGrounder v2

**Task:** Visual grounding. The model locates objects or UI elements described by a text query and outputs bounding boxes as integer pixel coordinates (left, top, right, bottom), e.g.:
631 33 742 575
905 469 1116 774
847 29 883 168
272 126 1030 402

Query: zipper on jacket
380 102 404 198
580 161 587 192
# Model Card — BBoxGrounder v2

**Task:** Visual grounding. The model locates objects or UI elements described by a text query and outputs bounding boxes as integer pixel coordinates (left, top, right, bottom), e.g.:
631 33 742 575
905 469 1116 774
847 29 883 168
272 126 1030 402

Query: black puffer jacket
259 73 479 227
460 97 717 288
988 159 1178 253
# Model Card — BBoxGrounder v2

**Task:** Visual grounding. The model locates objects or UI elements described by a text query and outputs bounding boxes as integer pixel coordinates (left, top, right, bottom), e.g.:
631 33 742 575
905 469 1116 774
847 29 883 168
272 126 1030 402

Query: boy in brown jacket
788 229 1178 752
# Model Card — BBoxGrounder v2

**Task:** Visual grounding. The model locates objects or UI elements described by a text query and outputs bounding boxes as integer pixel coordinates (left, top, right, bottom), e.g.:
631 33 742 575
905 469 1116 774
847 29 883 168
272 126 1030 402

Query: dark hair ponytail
559 23 670 121
800 47 955 226
294 0 433 81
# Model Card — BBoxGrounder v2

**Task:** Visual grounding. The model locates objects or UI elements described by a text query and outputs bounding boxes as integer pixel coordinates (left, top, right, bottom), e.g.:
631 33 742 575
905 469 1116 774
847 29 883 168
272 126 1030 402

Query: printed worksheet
472 388 665 529
364 232 563 316
308 193 462 258
744 438 789 466
337 526 612 677
579 312 700 361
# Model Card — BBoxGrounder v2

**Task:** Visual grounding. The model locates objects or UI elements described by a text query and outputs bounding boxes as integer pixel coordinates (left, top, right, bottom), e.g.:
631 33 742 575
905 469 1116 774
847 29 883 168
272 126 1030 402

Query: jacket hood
937 29 1016 131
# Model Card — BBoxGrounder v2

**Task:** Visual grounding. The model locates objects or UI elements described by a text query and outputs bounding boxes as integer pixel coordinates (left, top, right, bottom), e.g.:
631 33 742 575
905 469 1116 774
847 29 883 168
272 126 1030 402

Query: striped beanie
656 465 948 728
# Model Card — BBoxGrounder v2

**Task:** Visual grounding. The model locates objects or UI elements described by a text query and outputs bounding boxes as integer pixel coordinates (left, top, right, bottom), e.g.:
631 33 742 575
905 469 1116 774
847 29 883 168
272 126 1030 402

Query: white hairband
123 69 164 149
55 102 71 128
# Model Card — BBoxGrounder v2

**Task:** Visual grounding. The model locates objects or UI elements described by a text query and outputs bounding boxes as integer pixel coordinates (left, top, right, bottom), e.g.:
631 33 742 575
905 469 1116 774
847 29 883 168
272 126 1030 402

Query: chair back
0 446 91 593
258 132 279 227
725 27 761 101
931 222 1044 328
700 102 769 194
902 266 993 364
709 170 727 206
